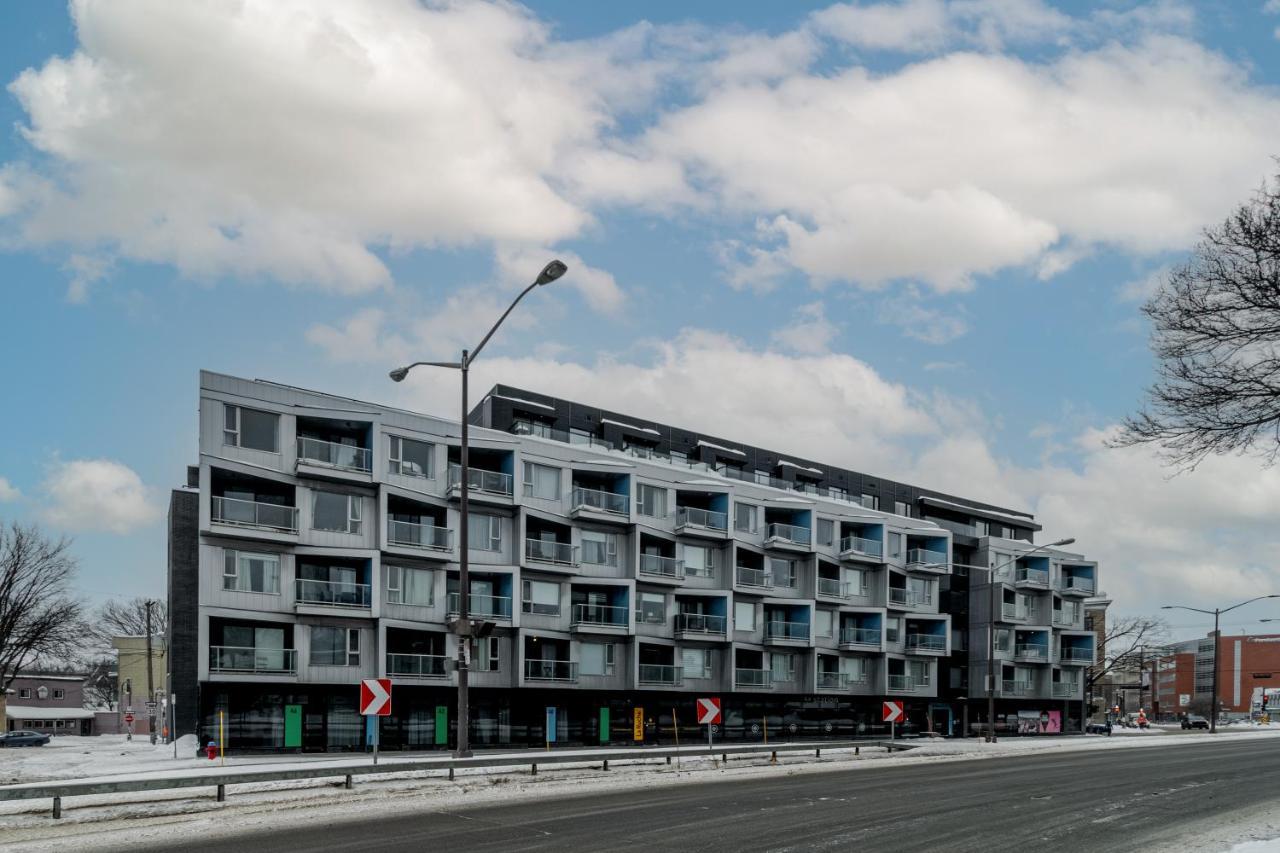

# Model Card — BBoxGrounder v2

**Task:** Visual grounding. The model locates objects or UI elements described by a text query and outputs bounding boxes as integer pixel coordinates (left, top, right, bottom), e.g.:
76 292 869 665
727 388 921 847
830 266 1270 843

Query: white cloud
877 293 970 344
771 301 839 354
41 459 161 534
1119 266 1169 303
0 477 20 502
494 247 626 315
811 0 953 52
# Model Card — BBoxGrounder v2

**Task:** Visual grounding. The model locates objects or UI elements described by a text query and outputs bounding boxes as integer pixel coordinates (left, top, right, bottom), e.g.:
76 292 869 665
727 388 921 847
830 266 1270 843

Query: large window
311 626 359 666
222 550 281 594
470 637 500 672
682 544 713 578
467 513 502 551
885 617 901 643
581 530 618 566
770 652 795 681
636 484 667 518
522 579 561 616
770 558 797 588
312 491 361 534
888 532 903 559
580 642 615 676
859 494 879 510
522 462 561 500
816 518 834 547
385 565 433 606
388 436 433 479
734 502 757 533
893 501 910 517
734 601 756 631
637 592 665 624
682 648 713 679
815 609 833 638
223 404 279 452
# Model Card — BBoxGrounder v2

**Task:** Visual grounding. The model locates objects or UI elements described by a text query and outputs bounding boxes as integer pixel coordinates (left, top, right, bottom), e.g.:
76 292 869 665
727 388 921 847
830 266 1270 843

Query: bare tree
85 597 167 650
1115 173 1280 468
82 655 118 710
0 523 84 720
1085 614 1171 700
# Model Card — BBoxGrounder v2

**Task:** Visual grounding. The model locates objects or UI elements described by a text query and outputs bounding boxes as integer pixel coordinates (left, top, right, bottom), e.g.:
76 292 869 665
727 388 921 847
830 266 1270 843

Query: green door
284 704 302 749
599 707 610 745
434 705 448 746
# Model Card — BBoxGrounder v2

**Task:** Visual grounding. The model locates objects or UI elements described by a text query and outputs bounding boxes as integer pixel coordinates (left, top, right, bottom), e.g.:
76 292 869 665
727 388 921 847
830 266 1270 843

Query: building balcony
637 664 683 687
446 593 513 621
1001 680 1037 697
525 538 578 567
1001 603 1029 622
639 554 684 581
839 535 882 561
386 653 448 679
1015 567 1050 589
1060 576 1096 597
295 578 371 609
1014 643 1050 663
387 519 452 554
816 577 852 599
906 634 947 655
906 549 948 572
675 507 729 537
888 588 932 609
570 603 629 632
839 627 882 650
1059 647 1095 666
296 436 371 474
734 668 773 689
211 496 298 534
735 566 773 590
765 523 811 550
570 486 629 521
764 620 810 645
1051 610 1080 628
816 672 858 690
887 674 927 693
674 613 727 639
447 464 514 500
210 646 297 675
1052 682 1080 699
524 659 578 683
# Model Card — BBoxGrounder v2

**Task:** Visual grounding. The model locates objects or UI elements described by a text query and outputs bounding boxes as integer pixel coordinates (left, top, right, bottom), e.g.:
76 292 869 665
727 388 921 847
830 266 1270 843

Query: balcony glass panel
676 507 728 531
209 646 297 674
386 653 447 677
297 437 371 472
387 519 451 550
295 578 371 608
212 496 298 533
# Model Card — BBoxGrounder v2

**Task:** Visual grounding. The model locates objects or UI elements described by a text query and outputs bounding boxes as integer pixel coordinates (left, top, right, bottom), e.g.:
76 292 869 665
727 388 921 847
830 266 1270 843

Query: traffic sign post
697 698 722 753
360 679 392 765
883 701 904 740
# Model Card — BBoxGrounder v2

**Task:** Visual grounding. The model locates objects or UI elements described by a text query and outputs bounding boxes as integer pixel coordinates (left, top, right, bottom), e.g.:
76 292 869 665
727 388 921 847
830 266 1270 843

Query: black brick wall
167 487 200 737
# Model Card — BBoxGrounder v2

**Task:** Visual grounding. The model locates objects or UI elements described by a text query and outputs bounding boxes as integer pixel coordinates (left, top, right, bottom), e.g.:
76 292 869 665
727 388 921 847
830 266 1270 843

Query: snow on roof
679 479 729 488
5 706 96 720
778 460 824 475
10 674 85 682
494 394 555 412
919 495 1039 528
571 458 633 467
696 440 745 456
600 418 660 436
770 496 814 505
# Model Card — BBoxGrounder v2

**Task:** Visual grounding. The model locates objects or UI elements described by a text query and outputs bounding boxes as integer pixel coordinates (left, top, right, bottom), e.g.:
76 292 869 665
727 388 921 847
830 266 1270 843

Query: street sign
883 701 904 723
696 697 722 725
360 678 392 716
633 708 644 741
124 713 134 724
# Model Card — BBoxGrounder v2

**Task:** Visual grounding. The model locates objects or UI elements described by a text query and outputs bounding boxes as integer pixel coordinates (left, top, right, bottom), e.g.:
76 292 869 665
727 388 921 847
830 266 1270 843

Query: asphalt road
132 739 1280 853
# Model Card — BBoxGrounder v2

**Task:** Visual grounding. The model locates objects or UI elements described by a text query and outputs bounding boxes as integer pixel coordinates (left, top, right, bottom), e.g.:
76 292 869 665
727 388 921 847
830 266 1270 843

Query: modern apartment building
167 371 1100 751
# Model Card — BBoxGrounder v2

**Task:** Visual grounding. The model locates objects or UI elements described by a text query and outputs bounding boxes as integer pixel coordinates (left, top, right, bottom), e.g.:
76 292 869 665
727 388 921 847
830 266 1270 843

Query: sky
2 0 1280 640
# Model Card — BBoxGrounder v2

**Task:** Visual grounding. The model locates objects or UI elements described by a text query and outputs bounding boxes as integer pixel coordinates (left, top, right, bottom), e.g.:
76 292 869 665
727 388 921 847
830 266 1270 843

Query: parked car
0 730 51 747
1182 714 1209 730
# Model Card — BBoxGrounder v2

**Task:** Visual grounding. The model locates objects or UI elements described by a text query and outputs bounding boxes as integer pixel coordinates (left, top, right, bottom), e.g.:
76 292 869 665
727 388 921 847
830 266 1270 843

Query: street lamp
1162 594 1280 734
984 537 1076 743
390 258 567 757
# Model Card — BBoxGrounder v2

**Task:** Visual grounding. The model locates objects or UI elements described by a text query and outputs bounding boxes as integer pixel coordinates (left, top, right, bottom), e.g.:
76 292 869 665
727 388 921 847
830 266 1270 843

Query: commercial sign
633 708 644 741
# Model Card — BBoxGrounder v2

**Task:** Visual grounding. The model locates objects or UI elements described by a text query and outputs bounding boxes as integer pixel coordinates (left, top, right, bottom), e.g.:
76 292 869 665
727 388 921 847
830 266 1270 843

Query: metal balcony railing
839 535 882 558
1014 643 1049 661
387 519 451 551
906 634 946 652
639 554 683 579
736 566 773 589
840 627 881 646
1052 608 1080 627
1001 602 1027 620
448 464 514 497
1060 647 1095 663
1016 566 1050 586
572 486 629 516
209 646 297 674
1002 680 1036 696
817 577 851 598
1052 682 1078 698
295 578 370 608
386 653 448 677
211 496 299 533
765 620 810 641
676 506 728 532
521 600 561 617
638 664 682 686
817 672 851 689
906 548 947 567
734 668 773 688
296 436 372 473
887 674 916 692
571 603 629 628
446 593 512 619
1063 576 1095 594
766 523 811 546
889 587 932 607
674 613 727 635
524 659 579 682
525 538 577 566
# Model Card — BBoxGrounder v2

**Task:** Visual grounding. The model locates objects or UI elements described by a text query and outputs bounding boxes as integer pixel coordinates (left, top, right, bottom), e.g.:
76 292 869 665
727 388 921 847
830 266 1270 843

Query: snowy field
5 726 1280 851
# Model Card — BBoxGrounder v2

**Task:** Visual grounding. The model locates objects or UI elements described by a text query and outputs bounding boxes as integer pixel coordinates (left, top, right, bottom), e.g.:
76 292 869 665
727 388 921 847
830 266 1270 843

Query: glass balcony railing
736 566 773 589
765 620 810 641
446 593 512 619
521 600 561 617
766 523 811 546
1016 566 1050 586
889 588 932 607
639 554 683 579
1052 608 1080 627
386 653 448 677
1015 643 1049 661
571 603 629 628
674 613 727 635
839 535 882 558
817 577 851 598
638 664 682 685
1060 647 1095 663
887 674 916 692
448 464 514 497
1002 680 1036 696
1062 576 1096 594
1052 682 1078 698
524 659 578 682
525 538 577 566
906 634 947 652
387 519 451 551
209 646 297 674
295 578 371 608
840 627 881 646
734 668 773 688
572 486 629 515
817 672 852 689
296 437 372 473
1001 603 1028 620
676 507 728 531
211 496 298 533
906 548 948 568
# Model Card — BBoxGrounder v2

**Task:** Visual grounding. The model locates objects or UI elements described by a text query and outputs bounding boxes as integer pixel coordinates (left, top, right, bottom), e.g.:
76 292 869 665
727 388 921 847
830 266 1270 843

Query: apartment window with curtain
885 616 901 642
311 627 359 666
385 565 433 606
734 601 756 631
222 550 281 594
467 513 502 551
770 652 795 681
845 568 867 595
312 491 361 534
522 462 561 500
770 558 797 588
909 659 929 685
580 643 615 676
522 579 560 615
888 533 903 559
581 530 618 566
682 544 713 577
734 502 758 533
223 404 279 452
637 592 665 624
816 518 834 547
388 435 433 479
637 484 667 518
815 609 834 637
894 501 910 517
470 637 500 672
682 648 713 679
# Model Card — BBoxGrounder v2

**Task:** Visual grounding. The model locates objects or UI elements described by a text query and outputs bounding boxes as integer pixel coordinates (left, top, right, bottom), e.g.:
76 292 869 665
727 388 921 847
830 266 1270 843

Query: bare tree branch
0 522 85 691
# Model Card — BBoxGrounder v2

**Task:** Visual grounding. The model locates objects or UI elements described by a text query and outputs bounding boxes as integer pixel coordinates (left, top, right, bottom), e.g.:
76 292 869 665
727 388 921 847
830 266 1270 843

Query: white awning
5 706 97 720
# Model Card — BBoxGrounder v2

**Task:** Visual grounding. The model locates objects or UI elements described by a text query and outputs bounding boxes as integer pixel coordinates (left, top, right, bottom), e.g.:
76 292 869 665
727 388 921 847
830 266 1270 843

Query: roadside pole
373 717 379 766
219 710 225 766
145 600 157 745
671 707 680 771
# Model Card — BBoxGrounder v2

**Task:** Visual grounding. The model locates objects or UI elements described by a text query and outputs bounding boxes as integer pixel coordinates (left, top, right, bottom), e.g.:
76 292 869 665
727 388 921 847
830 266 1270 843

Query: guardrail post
722 752 727 763
344 774 353 790
666 756 671 765
216 784 226 803
855 746 860 756
602 759 609 771
816 748 821 758
531 763 537 776
449 767 455 781
52 796 61 819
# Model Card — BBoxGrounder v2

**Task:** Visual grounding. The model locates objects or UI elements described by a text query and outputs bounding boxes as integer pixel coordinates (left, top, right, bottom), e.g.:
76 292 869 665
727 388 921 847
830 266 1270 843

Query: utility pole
145 599 157 745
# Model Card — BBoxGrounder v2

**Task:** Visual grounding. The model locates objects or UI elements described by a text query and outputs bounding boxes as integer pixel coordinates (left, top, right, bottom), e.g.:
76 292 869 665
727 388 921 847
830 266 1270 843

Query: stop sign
124 713 134 723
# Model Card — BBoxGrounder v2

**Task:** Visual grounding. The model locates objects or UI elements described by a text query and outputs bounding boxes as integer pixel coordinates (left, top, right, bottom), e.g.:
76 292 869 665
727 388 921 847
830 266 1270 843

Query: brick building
5 673 96 735
1155 634 1280 717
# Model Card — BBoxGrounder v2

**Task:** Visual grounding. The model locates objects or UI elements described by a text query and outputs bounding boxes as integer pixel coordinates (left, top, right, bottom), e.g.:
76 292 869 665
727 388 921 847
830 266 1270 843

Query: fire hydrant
205 741 219 761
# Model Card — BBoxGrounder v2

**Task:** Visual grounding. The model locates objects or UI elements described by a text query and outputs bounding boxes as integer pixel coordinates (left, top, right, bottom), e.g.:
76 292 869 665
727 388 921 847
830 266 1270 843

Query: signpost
360 679 392 765
545 706 557 749
697 697 722 752
883 701 904 740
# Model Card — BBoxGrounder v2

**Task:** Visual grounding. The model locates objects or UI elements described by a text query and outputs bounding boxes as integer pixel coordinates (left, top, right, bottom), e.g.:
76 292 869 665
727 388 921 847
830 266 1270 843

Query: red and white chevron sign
882 701 904 723
360 678 392 716
696 697 722 725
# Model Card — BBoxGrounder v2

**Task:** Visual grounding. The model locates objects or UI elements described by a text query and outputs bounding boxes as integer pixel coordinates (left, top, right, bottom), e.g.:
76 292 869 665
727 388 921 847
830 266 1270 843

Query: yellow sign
633 708 644 741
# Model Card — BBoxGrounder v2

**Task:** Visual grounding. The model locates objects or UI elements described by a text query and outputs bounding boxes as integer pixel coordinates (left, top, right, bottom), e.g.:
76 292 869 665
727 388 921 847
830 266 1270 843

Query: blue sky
3 0 1280 637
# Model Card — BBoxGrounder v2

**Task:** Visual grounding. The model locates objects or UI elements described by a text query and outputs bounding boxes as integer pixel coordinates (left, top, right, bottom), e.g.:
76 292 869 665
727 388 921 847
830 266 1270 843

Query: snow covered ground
4 726 1280 851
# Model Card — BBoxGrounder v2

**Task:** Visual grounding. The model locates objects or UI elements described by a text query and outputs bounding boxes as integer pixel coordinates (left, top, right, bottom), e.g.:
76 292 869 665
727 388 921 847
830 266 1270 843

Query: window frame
311 626 360 667
222 549 282 594
636 483 667 518
222 403 279 453
311 490 362 535
467 513 502 552
734 600 756 631
522 462 561 500
388 435 434 479
734 502 758 533
385 564 433 606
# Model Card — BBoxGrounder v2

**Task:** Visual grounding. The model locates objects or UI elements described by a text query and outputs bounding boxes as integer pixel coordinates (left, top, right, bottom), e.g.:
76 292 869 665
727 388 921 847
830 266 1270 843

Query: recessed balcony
570 603 629 633
525 538 578 567
212 495 299 534
839 535 883 562
1001 679 1037 697
906 634 947 655
637 664 682 687
295 578 371 609
1052 681 1079 698
446 592 513 621
387 519 452 554
209 646 297 675
447 464 514 501
639 553 684 581
296 436 372 475
735 565 773 590
386 653 449 679
524 659 578 683
764 620 810 645
734 668 773 689
570 486 630 522
675 506 729 537
906 548 948 572
839 627 881 650
1059 647 1095 666
1015 566 1050 589
765 523 811 551
1014 642 1050 663
674 613 727 639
